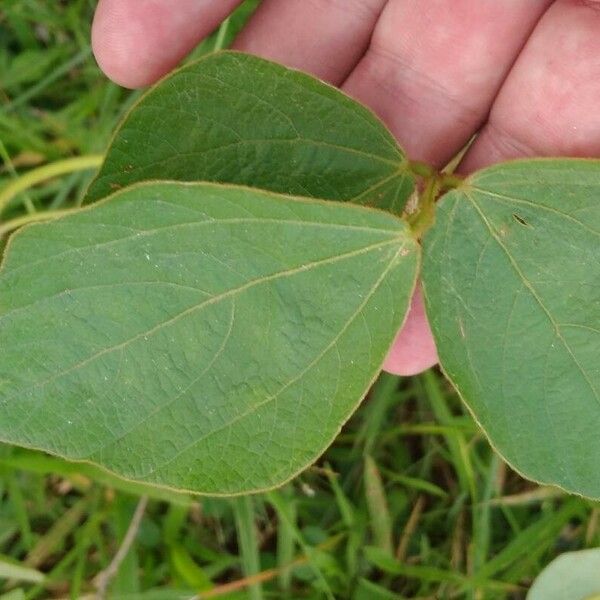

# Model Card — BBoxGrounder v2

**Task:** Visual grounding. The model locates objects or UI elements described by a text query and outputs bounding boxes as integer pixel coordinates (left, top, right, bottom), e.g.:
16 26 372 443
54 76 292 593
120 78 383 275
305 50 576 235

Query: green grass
1 2 599 598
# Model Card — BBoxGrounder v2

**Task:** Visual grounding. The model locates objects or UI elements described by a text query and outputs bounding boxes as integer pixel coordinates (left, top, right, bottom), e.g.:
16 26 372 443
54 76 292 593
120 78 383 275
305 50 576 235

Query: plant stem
406 160 464 238
408 160 438 180
440 172 464 191
409 175 441 238
409 160 465 190
0 154 103 216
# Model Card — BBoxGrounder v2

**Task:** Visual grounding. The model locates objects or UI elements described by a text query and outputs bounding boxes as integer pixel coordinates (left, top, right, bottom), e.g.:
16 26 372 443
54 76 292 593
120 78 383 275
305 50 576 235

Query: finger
343 0 552 376
92 0 244 88
382 287 438 376
233 0 387 84
460 0 600 173
342 0 553 166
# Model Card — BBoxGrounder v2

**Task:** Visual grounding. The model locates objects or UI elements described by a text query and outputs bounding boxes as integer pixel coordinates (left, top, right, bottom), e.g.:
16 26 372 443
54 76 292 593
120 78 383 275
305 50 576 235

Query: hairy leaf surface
0 182 419 494
86 52 413 214
422 160 600 498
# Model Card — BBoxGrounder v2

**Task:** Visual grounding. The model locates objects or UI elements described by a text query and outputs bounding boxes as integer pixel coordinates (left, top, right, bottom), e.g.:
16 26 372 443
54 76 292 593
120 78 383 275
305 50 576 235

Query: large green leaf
422 160 600 498
528 548 600 600
0 182 419 494
86 51 413 214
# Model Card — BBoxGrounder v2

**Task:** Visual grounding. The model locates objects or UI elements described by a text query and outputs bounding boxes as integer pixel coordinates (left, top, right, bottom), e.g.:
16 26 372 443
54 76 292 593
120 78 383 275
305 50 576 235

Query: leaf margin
421 157 600 501
0 178 422 496
84 49 415 214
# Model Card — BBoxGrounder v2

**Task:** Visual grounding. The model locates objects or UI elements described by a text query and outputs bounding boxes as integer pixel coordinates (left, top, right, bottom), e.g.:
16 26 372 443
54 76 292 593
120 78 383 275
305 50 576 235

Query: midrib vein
138 244 408 479
2 236 406 411
1 214 403 281
465 192 599 404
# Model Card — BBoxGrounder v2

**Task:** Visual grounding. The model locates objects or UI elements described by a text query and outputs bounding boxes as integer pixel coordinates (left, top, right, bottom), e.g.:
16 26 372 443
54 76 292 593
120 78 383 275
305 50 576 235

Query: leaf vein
464 192 600 406
0 237 405 410
138 245 406 480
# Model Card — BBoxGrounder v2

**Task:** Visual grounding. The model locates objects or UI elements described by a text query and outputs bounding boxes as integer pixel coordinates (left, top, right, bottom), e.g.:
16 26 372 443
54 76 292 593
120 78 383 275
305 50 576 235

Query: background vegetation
0 1 598 598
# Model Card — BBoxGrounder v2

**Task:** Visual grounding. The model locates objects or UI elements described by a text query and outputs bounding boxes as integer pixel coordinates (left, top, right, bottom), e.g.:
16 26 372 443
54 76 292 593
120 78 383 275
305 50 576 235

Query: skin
91 0 600 376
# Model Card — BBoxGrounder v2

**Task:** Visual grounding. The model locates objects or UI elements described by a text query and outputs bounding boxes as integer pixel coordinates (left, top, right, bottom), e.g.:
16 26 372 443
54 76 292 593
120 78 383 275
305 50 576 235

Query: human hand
91 0 600 376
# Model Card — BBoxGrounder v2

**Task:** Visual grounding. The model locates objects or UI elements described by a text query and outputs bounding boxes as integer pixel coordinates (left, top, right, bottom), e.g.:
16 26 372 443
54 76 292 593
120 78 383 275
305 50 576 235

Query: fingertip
92 0 243 88
459 0 600 174
91 1 164 88
382 287 438 377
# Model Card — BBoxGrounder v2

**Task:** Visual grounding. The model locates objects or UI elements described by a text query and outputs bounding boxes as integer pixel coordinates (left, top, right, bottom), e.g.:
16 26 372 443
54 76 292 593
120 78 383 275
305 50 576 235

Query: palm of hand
91 0 600 376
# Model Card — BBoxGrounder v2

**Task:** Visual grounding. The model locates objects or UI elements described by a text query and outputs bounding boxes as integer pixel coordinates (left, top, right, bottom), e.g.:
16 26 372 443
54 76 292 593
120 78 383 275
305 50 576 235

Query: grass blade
0 559 44 583
232 497 263 600
364 455 393 556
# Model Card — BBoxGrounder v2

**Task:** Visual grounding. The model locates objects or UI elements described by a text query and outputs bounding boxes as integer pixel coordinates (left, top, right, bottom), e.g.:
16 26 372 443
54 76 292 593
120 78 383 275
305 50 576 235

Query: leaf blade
422 159 600 499
0 182 419 494
85 51 413 214
528 548 600 600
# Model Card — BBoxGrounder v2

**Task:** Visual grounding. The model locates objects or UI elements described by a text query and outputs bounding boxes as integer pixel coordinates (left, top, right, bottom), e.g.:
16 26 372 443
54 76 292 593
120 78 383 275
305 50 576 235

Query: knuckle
366 42 481 121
